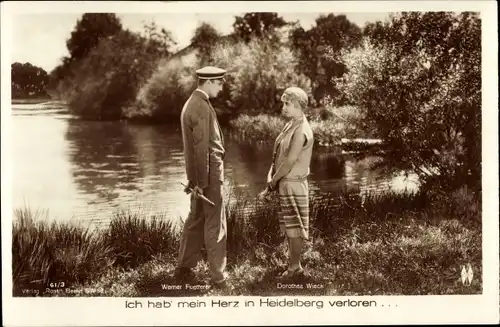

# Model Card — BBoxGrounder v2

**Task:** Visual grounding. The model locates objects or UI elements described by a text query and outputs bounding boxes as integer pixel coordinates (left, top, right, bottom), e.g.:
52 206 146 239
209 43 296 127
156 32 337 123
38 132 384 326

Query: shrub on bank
335 12 481 188
318 103 378 139
229 114 285 144
228 111 356 146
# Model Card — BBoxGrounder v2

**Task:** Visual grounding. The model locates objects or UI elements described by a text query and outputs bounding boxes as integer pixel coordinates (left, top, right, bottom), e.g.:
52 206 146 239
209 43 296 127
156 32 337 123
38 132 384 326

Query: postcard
2 1 498 326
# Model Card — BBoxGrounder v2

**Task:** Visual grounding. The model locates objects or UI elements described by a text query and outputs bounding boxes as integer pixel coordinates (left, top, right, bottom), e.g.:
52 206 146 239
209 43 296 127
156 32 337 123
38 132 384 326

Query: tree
290 14 362 105
65 29 164 120
47 56 74 98
11 62 49 98
335 12 481 190
66 13 123 62
232 12 288 43
190 22 221 65
142 20 177 57
362 18 394 47
48 14 123 96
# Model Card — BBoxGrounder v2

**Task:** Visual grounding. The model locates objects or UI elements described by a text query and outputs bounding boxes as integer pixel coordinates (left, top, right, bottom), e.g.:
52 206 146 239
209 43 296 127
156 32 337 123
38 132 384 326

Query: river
12 102 419 228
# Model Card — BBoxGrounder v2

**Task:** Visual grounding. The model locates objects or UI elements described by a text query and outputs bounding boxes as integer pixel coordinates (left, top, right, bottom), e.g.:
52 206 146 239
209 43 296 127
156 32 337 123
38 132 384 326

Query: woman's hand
268 179 277 191
266 165 273 184
258 185 276 201
257 188 269 200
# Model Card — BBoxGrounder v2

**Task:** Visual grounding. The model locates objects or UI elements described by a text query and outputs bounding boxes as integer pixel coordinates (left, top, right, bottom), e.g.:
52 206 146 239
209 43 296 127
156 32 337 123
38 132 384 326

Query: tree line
46 12 366 114
18 12 481 191
11 62 50 99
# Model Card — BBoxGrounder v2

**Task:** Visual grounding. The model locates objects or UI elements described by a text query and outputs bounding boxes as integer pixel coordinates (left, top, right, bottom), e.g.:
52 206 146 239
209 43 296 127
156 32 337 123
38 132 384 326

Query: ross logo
460 263 474 286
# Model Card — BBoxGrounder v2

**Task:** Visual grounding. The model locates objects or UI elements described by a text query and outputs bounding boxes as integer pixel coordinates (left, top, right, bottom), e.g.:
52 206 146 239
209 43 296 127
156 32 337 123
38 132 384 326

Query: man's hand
183 181 195 194
182 182 204 197
192 185 204 198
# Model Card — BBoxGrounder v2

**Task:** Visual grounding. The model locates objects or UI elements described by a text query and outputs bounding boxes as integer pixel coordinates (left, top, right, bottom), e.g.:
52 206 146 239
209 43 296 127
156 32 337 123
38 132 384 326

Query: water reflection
13 104 419 227
223 141 273 197
66 120 138 203
13 114 83 222
64 120 192 224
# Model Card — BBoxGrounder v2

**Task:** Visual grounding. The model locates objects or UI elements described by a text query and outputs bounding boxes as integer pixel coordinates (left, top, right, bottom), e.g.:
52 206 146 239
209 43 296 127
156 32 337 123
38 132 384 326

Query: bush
229 114 285 144
334 12 481 189
229 112 355 147
309 119 344 146
62 30 163 120
130 58 197 122
210 38 312 116
319 103 379 139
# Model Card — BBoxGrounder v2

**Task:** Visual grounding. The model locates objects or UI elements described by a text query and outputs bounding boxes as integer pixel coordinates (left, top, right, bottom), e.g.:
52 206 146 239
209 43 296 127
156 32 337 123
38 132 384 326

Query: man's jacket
180 89 225 189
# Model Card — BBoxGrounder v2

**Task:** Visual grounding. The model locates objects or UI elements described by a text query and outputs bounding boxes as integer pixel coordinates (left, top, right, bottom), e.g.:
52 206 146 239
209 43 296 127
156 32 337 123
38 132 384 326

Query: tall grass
105 210 181 268
12 185 481 296
12 208 180 295
12 208 115 295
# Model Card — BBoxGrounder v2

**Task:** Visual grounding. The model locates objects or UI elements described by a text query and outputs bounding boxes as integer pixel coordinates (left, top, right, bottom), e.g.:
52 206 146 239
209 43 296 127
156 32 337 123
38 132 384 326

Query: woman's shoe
278 266 304 280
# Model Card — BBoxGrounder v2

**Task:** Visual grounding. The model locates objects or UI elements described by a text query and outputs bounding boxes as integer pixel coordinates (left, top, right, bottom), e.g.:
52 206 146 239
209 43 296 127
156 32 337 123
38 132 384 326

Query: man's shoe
211 279 234 293
210 272 233 292
174 267 195 282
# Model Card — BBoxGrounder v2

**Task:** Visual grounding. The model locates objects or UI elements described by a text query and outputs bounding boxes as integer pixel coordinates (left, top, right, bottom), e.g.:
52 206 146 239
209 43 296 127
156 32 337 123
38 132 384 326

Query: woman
259 86 314 279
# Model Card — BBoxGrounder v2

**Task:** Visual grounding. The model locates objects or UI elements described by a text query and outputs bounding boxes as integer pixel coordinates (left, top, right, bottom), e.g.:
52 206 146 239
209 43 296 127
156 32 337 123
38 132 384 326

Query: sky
11 12 391 73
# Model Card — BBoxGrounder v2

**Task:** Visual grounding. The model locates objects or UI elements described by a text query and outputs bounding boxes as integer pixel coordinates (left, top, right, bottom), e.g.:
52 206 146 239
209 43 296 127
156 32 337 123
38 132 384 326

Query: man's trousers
177 182 227 283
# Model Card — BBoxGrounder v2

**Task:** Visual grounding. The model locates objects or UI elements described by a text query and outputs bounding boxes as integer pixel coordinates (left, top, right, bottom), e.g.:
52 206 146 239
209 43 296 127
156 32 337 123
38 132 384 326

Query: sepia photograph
2 1 498 326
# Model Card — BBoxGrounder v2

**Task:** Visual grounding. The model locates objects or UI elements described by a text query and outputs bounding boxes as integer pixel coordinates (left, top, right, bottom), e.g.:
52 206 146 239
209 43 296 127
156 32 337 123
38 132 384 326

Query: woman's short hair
281 87 309 110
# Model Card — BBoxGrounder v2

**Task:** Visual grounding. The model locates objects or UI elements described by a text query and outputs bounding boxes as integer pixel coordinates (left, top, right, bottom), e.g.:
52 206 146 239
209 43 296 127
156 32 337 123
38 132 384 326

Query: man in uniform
176 66 229 288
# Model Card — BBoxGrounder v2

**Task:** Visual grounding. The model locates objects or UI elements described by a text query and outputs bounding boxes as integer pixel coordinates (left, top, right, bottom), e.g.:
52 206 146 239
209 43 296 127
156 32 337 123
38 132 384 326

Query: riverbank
12 98 53 105
12 186 481 297
228 109 382 151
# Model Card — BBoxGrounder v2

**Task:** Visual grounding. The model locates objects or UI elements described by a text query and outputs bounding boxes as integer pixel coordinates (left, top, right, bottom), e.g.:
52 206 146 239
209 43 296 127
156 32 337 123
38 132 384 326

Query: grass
12 185 481 297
